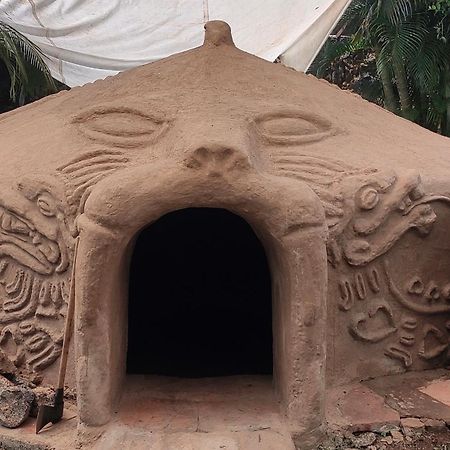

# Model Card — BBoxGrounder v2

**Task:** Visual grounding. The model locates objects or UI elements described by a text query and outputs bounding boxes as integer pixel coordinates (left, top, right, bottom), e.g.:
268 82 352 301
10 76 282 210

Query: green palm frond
339 0 376 33
381 0 414 24
391 20 428 60
0 21 56 105
309 0 450 136
408 33 446 90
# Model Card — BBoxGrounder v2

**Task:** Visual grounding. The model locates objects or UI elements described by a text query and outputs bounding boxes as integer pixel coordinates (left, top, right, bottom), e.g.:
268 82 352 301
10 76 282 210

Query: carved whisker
63 163 127 181
76 185 94 216
273 154 354 172
57 150 127 171
277 169 333 187
70 169 121 188
71 174 109 201
273 161 346 177
273 156 348 168
55 150 128 223
59 156 128 175
277 168 338 186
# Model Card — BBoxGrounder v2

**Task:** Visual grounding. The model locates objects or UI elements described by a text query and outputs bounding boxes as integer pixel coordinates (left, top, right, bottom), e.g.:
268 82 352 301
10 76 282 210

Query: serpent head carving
337 170 437 266
0 176 74 277
271 153 440 266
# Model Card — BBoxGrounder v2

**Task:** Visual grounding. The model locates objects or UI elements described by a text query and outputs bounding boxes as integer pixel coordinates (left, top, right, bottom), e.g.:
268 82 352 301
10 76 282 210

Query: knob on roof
203 21 235 47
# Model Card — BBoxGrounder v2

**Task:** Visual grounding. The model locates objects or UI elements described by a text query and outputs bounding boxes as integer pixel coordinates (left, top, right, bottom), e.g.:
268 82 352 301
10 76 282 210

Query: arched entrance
75 163 327 441
126 208 272 377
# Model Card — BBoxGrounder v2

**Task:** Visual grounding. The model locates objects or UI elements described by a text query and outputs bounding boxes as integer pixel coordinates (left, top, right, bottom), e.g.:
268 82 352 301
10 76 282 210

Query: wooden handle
57 237 79 390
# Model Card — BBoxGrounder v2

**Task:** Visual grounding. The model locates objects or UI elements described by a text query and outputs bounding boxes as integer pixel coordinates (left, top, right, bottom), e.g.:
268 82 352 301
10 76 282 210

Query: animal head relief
0 20 450 447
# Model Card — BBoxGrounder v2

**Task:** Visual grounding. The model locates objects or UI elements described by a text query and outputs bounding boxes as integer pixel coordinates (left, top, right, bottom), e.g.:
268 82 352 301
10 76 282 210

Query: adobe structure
0 20 450 448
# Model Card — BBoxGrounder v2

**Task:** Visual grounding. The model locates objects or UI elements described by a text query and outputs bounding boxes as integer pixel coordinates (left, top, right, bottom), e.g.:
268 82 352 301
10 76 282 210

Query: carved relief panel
269 149 450 380
0 149 128 377
1 102 449 388
323 164 450 381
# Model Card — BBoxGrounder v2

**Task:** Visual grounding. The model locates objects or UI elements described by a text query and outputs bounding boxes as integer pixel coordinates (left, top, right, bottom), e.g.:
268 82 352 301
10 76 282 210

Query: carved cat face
330 169 437 266
0 177 73 276
278 155 439 267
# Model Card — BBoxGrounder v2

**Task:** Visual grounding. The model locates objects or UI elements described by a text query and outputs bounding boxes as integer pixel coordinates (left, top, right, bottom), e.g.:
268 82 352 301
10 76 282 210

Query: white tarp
0 0 351 87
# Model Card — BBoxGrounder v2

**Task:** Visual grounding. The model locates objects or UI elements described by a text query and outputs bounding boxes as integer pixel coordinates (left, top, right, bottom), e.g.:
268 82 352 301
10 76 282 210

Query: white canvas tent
0 0 351 87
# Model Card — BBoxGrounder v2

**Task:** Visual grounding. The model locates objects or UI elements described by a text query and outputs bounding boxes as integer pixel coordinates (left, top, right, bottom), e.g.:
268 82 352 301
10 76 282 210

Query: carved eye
73 107 169 148
356 186 380 210
37 193 57 217
254 112 335 145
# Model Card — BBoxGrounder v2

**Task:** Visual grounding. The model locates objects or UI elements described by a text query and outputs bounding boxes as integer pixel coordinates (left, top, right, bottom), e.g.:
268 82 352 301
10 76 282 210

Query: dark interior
126 207 273 377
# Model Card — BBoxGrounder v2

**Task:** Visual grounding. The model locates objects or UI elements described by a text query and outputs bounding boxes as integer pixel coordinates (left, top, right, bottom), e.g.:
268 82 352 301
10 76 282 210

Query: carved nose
185 144 250 176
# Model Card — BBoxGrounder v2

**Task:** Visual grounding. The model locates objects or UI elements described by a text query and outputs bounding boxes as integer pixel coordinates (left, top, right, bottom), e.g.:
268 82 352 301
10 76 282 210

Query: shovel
36 237 79 433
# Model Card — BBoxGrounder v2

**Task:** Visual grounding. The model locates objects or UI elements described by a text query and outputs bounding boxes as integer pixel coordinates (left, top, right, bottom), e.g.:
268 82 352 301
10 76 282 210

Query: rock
327 385 400 433
400 417 424 436
349 432 377 447
380 436 393 445
317 430 345 450
401 417 424 429
377 424 400 436
0 353 17 374
390 430 404 443
0 376 35 428
402 427 413 437
29 386 55 418
423 418 446 431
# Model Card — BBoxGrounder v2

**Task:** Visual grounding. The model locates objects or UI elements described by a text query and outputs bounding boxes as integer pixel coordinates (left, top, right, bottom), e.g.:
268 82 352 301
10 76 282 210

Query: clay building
0 20 450 448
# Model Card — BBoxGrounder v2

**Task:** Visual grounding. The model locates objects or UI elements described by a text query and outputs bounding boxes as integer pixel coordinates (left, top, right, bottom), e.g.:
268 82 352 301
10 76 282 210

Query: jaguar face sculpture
0 20 449 445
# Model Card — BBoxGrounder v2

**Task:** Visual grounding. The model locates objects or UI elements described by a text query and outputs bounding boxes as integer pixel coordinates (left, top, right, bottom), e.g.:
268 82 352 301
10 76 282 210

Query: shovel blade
35 389 64 433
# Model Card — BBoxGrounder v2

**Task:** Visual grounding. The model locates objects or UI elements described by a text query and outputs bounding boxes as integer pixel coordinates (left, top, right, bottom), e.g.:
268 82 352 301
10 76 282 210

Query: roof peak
203 21 235 47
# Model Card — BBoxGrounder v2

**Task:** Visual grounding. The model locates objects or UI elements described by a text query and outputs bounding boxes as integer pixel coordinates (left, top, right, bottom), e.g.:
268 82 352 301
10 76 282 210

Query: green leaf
0 21 56 105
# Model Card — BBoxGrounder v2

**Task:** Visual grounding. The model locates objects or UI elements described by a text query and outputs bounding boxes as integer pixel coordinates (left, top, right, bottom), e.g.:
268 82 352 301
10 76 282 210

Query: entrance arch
75 162 328 439
126 207 272 377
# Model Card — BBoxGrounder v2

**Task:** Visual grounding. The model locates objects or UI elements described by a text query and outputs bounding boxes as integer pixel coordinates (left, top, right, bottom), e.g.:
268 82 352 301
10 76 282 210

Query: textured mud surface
1 18 450 447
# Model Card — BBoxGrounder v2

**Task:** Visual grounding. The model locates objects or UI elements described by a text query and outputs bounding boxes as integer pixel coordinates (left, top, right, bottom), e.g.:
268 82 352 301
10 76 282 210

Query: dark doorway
126 208 272 377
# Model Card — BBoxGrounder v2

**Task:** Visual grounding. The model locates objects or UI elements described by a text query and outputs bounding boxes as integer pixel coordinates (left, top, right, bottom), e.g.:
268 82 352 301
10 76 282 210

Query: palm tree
309 0 450 136
0 21 56 110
